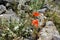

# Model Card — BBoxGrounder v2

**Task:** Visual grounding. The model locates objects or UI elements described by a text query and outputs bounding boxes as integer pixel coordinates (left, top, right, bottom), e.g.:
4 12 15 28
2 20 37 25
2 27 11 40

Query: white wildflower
14 26 19 30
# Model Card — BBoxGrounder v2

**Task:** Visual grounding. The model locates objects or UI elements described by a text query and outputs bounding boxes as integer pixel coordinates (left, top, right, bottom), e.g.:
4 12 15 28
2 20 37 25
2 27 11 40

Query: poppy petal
32 19 39 28
33 12 40 17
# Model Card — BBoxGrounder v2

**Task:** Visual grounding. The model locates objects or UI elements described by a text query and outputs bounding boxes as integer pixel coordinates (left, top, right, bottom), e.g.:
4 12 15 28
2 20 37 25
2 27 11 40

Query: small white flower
2 34 6 36
6 3 10 7
30 30 32 32
7 28 9 30
14 26 19 30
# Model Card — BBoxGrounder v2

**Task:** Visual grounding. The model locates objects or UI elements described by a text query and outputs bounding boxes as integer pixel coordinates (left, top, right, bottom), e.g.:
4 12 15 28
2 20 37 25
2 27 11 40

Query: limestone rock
38 21 59 40
52 35 60 40
37 8 47 13
53 0 60 5
0 9 19 21
3 0 19 3
0 5 6 14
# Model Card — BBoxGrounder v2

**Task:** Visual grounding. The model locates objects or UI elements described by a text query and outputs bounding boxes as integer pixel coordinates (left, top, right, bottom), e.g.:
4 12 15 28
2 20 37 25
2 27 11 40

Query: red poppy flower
33 12 40 17
32 19 39 28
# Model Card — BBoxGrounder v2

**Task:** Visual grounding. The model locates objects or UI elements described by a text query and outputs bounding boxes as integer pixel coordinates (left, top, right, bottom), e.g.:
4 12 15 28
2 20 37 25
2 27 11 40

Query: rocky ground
0 0 60 40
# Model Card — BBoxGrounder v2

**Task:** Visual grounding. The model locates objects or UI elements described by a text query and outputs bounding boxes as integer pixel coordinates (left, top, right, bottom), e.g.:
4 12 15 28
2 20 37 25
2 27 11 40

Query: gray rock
38 21 59 40
3 0 19 3
53 35 60 40
46 21 54 27
0 5 6 14
53 0 60 5
0 9 19 21
6 9 15 14
37 8 47 13
19 0 30 5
